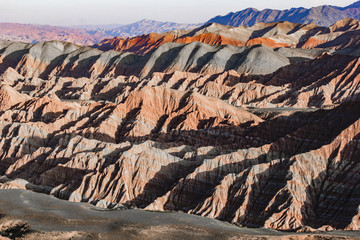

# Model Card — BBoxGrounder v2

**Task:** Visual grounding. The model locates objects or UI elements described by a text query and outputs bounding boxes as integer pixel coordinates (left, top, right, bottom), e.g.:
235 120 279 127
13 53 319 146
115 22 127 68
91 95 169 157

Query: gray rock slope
0 40 325 79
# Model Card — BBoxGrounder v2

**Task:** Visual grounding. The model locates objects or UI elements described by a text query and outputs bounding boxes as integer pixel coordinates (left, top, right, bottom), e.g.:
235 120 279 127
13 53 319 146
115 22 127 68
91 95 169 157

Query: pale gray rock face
0 39 323 79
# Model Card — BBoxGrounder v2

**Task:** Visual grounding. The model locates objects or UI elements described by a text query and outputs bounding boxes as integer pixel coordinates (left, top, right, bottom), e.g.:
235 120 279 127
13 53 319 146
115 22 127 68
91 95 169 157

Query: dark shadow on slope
99 54 122 78
307 91 326 107
39 54 68 79
145 46 183 78
115 102 143 144
260 54 356 87
295 27 328 47
114 53 145 77
302 132 360 229
240 159 295 227
79 105 117 130
56 55 79 77
125 159 204 208
0 49 29 74
170 77 187 90
156 73 176 86
112 102 360 224
71 55 101 78
316 30 360 50
225 52 246 71
189 52 217 73
268 57 359 106
161 154 269 212
94 82 128 103
249 26 276 40
2 102 360 229
78 101 360 154
151 114 169 136
39 165 93 201
0 136 47 175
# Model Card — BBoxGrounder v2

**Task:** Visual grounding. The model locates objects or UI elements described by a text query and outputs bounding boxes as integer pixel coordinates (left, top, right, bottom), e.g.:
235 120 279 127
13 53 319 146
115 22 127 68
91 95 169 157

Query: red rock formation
299 37 328 49
96 32 245 55
246 38 290 48
94 19 360 55
96 33 178 54
1 81 360 232
175 33 245 47
1 37 360 233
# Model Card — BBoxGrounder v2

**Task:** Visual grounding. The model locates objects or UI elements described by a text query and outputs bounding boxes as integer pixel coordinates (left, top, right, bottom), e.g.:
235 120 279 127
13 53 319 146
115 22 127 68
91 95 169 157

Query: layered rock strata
0 38 360 233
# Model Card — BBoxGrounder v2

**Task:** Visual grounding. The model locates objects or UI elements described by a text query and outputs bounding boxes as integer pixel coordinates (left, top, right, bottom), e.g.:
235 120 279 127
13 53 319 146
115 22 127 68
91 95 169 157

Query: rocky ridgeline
1 38 360 233
95 18 360 55
1 40 360 108
207 2 360 27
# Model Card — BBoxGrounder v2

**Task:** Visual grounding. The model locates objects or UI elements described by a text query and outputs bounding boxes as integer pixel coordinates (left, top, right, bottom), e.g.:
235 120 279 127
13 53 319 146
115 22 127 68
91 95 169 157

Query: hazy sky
0 0 356 26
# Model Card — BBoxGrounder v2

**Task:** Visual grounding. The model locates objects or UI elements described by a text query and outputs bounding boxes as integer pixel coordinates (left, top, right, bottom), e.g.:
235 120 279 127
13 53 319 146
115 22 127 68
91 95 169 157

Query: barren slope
95 19 360 55
0 40 302 77
0 38 360 233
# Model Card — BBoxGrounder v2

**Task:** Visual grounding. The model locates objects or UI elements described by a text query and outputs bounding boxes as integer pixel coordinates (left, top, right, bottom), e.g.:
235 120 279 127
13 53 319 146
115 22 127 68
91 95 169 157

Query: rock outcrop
1 37 360 233
0 39 306 77
95 19 360 55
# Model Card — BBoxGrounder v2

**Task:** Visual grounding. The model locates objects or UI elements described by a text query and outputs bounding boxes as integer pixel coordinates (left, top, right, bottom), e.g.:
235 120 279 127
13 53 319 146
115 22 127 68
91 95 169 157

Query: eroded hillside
0 37 360 233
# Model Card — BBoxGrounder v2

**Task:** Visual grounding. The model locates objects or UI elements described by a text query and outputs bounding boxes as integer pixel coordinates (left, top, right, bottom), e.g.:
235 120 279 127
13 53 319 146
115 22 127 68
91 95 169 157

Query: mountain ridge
94 18 360 55
3 2 360 235
1 37 360 232
75 19 201 38
2 1 360 46
0 19 201 46
207 1 360 27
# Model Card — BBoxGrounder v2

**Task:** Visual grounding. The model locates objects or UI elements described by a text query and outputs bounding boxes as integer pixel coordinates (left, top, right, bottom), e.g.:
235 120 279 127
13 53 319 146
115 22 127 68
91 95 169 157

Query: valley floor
0 189 359 240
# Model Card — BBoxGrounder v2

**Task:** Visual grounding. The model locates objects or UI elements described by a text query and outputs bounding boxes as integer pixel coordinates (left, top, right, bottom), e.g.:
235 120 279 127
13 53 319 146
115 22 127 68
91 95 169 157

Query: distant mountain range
0 23 109 45
74 19 201 38
2 1 360 45
208 1 360 27
0 20 200 45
